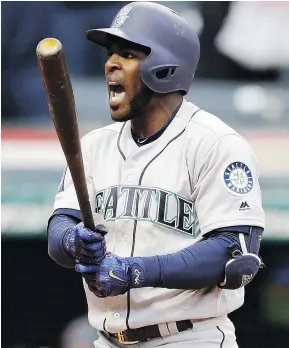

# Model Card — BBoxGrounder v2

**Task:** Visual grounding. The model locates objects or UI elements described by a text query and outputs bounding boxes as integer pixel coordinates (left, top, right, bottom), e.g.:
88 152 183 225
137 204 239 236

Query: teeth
109 82 125 103
110 90 125 102
109 82 119 89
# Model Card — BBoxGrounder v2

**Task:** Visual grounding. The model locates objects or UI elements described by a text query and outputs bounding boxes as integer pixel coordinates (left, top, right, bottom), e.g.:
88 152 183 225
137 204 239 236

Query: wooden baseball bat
36 38 95 231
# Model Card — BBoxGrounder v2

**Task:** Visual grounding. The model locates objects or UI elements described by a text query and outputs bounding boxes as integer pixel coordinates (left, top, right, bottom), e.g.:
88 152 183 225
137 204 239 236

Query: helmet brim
86 28 149 50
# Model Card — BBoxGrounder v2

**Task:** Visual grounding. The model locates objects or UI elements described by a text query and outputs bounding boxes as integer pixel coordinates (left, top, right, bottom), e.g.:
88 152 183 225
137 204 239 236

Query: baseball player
48 2 265 348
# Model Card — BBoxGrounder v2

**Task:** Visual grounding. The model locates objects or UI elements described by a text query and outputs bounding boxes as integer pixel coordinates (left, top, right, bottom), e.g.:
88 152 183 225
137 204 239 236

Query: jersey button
113 312 120 319
123 235 128 241
128 174 133 182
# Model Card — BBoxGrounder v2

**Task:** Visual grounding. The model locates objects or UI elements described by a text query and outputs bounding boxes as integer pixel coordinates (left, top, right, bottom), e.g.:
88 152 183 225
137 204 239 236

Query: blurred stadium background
1 1 289 348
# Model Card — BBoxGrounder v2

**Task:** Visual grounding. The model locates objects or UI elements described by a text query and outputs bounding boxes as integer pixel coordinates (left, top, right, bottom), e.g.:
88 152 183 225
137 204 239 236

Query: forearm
132 227 263 290
47 213 80 268
140 234 235 289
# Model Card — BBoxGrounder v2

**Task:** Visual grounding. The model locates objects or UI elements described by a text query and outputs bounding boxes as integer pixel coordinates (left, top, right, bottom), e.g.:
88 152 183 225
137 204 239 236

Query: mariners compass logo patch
223 162 253 196
111 6 132 28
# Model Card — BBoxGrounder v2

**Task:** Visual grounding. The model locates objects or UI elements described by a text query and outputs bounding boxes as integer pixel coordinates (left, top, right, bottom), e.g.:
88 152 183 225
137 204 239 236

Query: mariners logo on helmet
112 6 132 28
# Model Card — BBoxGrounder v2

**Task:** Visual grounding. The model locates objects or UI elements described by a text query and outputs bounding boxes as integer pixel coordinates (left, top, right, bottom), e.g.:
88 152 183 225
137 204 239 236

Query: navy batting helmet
86 1 200 95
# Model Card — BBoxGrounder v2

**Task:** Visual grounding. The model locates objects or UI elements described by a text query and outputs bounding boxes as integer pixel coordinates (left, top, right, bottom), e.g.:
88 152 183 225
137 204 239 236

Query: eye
122 50 134 59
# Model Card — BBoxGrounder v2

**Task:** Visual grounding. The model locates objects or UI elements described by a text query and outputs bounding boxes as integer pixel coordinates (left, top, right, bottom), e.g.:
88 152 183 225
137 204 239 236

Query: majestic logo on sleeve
94 186 196 237
224 162 253 196
111 6 132 28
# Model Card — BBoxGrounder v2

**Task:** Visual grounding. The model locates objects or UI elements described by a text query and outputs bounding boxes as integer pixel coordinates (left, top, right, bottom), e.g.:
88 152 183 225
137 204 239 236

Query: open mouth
109 82 126 106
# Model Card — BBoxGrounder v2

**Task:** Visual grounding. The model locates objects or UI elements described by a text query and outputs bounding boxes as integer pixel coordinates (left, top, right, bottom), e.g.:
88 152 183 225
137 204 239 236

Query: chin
110 105 133 122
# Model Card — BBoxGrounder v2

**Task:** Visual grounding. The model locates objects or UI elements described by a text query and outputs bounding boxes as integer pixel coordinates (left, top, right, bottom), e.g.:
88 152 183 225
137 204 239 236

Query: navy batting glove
75 254 146 297
63 222 107 265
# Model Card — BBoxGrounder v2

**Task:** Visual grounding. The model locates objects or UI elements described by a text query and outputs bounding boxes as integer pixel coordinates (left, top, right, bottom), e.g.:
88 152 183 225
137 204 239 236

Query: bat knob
36 38 63 58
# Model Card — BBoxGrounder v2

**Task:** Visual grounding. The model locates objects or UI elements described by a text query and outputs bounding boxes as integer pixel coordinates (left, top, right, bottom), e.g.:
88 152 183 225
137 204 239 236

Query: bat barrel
36 38 95 231
36 38 79 157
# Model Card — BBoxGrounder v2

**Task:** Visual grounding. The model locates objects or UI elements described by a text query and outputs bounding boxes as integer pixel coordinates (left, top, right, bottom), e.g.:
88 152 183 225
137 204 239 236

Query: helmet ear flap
140 59 188 94
149 65 180 82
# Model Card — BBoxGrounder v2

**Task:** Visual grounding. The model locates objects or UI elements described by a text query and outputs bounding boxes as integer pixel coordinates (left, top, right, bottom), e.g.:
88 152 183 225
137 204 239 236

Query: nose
105 53 122 74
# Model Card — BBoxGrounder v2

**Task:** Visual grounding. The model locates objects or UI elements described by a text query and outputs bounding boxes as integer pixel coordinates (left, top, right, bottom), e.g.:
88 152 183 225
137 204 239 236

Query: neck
131 93 183 138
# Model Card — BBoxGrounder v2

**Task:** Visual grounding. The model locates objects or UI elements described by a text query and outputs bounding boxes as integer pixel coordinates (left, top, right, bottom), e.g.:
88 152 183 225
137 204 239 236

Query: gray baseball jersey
54 100 265 333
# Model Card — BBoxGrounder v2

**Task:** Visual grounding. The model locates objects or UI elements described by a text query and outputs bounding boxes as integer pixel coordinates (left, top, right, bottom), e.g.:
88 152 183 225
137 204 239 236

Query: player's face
105 41 151 122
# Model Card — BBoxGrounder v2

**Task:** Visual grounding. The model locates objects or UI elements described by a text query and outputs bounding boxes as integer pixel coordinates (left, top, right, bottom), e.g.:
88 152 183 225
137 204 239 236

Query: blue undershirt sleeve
47 209 82 268
139 226 263 290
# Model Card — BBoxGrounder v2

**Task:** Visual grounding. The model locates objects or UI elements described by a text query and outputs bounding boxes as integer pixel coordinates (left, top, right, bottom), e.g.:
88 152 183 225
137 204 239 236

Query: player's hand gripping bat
36 38 95 231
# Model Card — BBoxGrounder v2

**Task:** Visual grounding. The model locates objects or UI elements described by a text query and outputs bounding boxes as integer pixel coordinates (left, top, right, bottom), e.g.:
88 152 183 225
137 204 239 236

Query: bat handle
82 213 96 231
76 197 95 231
82 208 108 236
